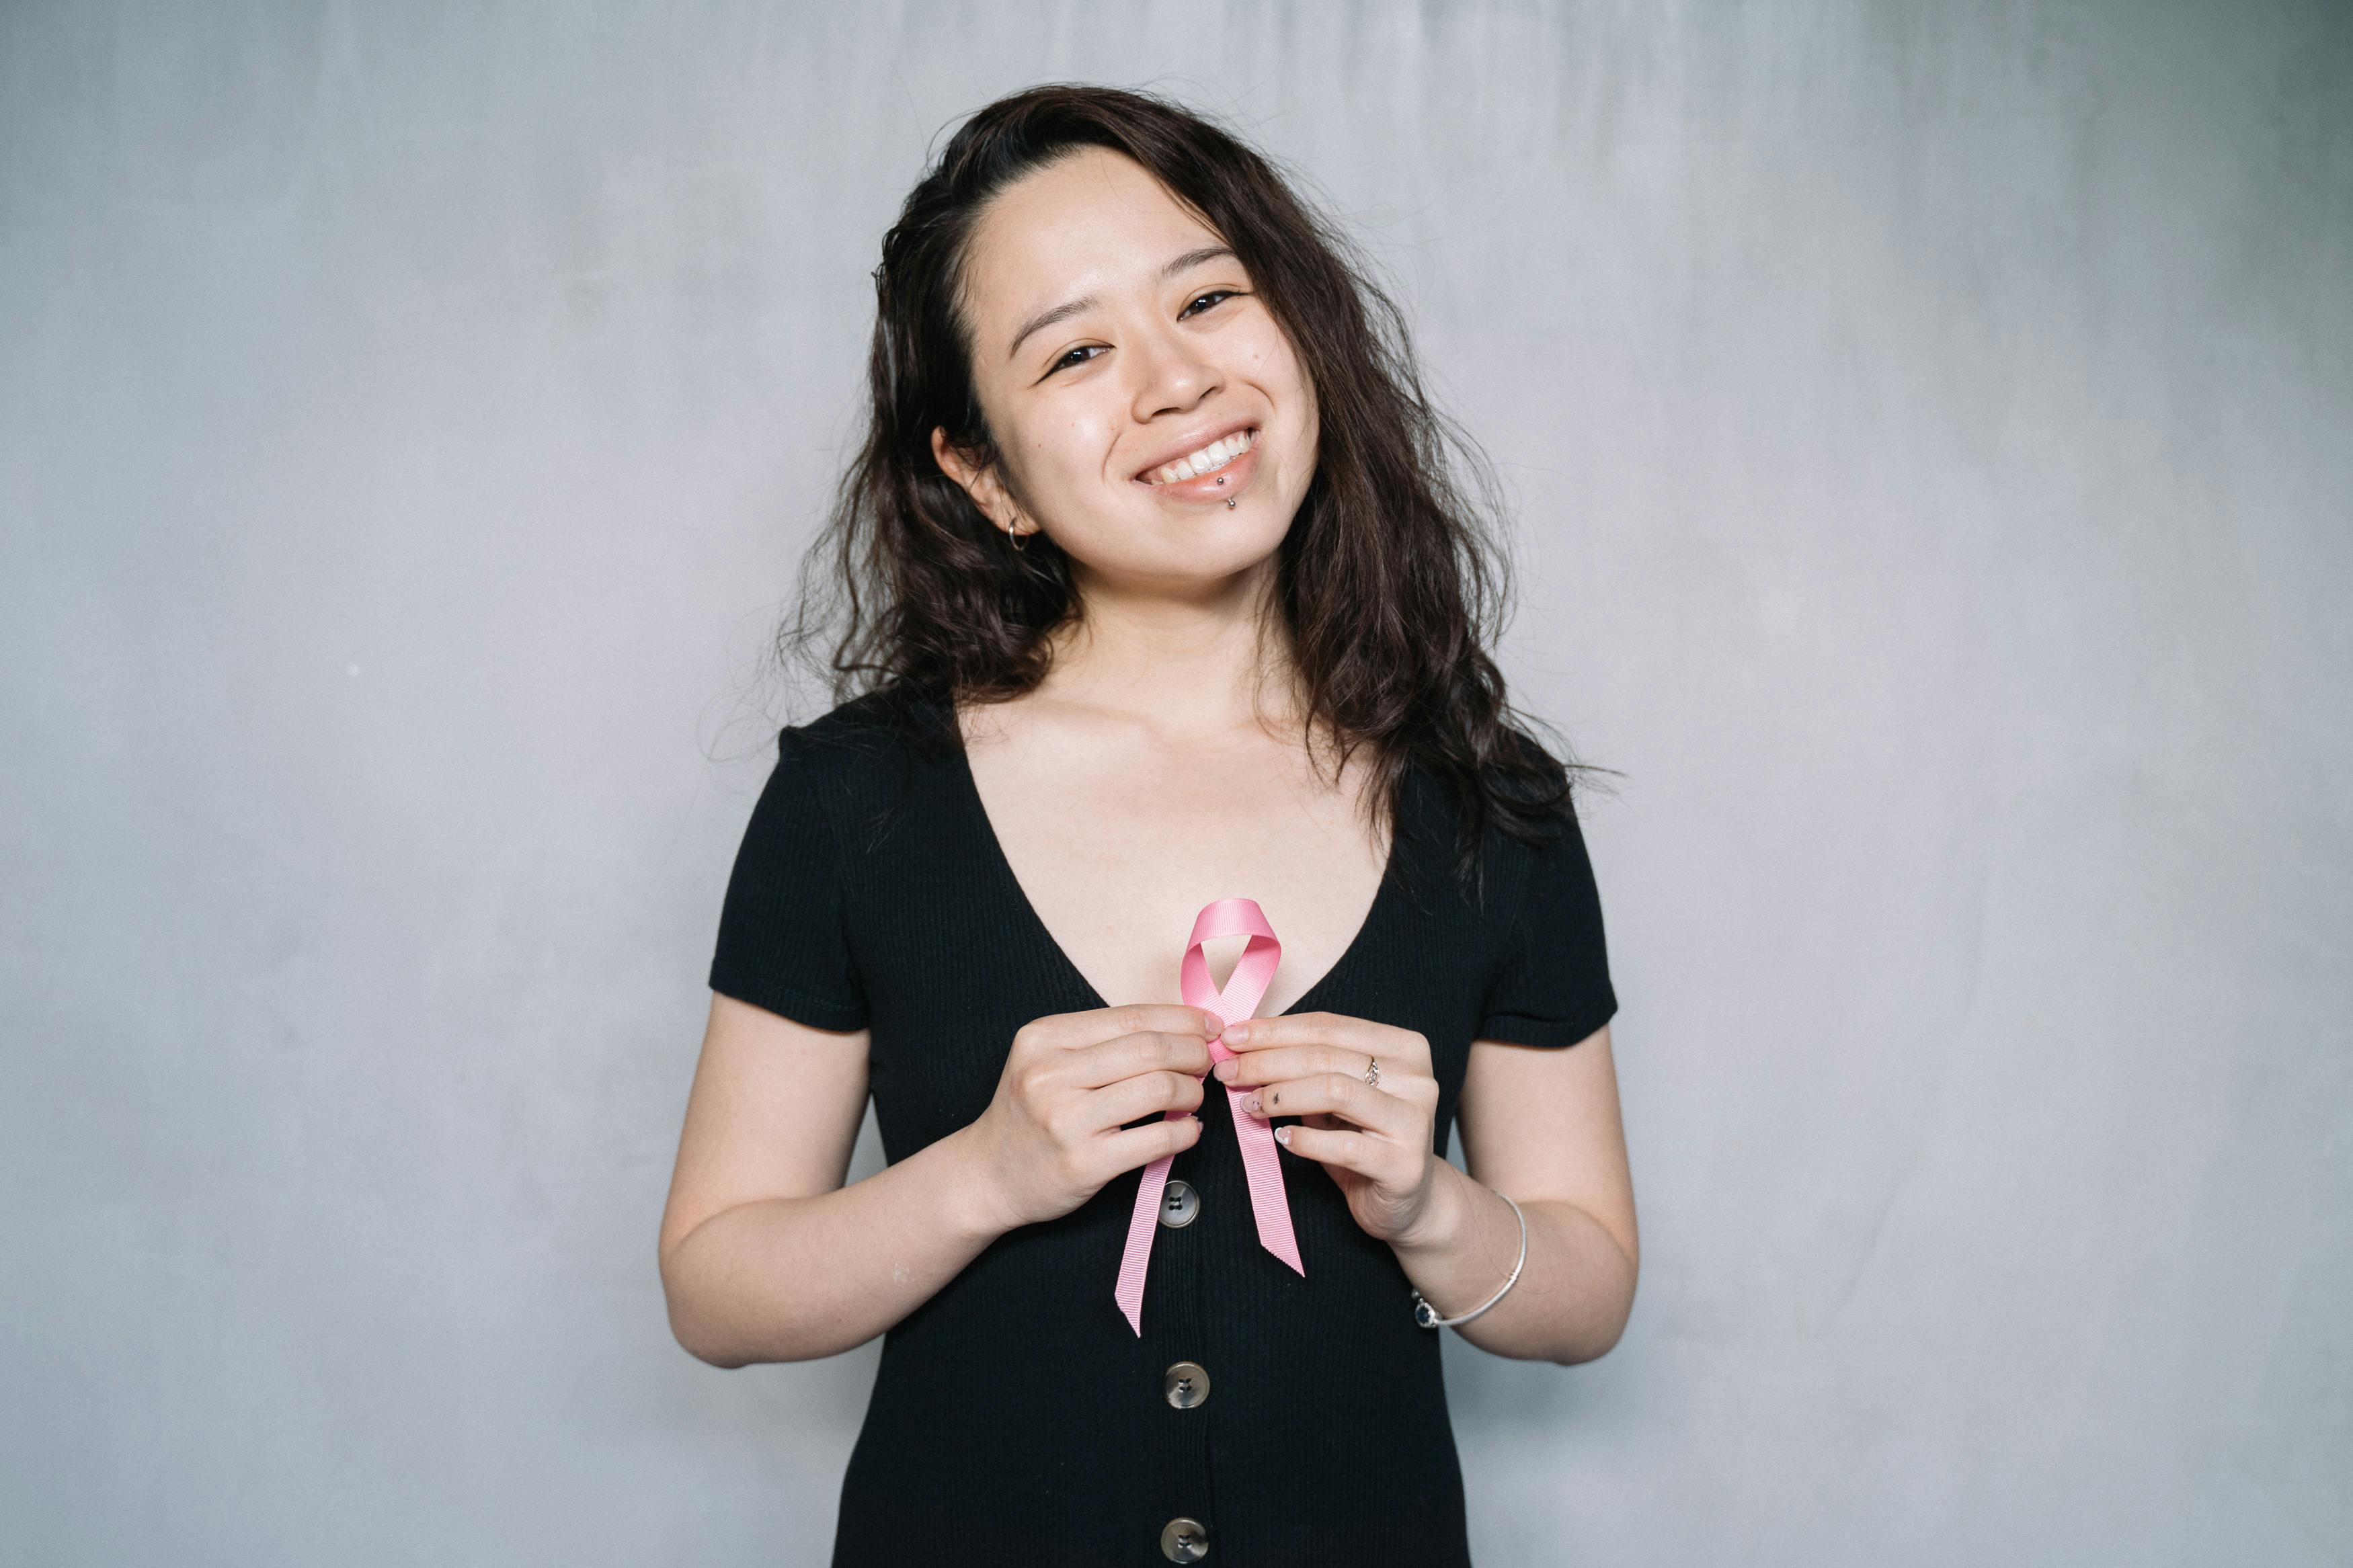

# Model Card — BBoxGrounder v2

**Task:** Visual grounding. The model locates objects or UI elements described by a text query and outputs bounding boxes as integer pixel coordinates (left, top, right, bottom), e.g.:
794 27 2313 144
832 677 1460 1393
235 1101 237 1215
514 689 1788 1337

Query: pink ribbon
1114 897 1305 1335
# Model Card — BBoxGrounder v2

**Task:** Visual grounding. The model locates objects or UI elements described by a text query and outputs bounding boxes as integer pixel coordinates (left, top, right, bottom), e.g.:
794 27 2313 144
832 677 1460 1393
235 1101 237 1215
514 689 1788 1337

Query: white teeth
1148 429 1254 485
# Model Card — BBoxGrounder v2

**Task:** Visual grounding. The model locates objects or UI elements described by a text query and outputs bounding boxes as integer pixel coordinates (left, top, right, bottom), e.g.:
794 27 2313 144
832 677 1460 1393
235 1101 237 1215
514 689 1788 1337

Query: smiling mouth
1140 427 1258 487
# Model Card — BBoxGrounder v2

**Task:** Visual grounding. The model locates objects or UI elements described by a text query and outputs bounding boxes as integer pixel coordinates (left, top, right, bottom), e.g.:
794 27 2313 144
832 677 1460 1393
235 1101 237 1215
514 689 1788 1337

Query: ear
930 427 1036 543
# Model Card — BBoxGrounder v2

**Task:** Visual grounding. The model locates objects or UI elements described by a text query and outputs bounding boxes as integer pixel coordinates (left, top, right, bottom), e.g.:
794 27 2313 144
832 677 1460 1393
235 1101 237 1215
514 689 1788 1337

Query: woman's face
934 147 1319 595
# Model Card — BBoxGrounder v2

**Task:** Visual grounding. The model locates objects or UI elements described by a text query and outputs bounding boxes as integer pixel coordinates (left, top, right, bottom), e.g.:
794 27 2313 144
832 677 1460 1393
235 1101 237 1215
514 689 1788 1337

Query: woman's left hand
1211 1012 1445 1249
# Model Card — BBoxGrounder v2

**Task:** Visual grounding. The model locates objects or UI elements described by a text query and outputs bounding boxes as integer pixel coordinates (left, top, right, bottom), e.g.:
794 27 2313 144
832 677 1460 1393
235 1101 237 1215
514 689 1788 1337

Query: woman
659 84 1638 1566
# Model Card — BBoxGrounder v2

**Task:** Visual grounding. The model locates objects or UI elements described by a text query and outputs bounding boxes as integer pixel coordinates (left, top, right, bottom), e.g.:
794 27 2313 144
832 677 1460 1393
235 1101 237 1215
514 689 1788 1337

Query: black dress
707 686 1616 1567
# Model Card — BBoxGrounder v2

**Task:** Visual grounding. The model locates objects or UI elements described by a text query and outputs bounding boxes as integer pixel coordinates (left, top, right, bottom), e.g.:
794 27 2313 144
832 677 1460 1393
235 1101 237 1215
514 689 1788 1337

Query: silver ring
1363 1059 1380 1089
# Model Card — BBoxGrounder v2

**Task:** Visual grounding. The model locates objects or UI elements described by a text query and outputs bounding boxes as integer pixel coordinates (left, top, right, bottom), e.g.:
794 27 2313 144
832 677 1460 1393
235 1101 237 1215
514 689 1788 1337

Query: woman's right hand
959 1004 1223 1233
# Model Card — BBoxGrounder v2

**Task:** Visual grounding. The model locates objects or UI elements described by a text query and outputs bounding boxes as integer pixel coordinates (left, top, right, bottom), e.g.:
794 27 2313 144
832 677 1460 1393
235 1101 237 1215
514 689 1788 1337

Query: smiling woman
660 84 1637 1567
924 144 1323 641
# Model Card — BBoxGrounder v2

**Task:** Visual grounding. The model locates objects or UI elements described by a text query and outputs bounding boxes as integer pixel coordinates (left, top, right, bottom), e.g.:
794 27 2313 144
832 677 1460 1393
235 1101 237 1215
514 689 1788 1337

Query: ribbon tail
1114 1142 1178 1335
1226 1084 1305 1276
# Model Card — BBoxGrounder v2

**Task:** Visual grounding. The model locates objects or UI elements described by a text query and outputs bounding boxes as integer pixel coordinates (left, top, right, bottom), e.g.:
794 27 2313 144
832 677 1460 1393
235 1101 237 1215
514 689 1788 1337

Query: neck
1035 554 1303 741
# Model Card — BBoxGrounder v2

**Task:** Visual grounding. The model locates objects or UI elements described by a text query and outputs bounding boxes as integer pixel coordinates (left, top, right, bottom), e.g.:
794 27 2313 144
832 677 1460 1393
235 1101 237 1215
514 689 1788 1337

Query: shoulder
1460 728 1616 1042
1412 724 1600 931
1492 720 1576 804
1402 722 1590 907
768 684 960 848
789 683 948 751
775 684 956 778
1494 721 1597 881
1480 727 1605 954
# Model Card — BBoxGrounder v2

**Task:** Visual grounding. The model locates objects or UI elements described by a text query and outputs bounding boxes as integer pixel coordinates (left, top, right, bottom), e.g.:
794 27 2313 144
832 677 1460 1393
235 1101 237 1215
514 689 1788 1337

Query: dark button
1160 1179 1199 1228
1160 1516 1209 1561
1163 1360 1210 1409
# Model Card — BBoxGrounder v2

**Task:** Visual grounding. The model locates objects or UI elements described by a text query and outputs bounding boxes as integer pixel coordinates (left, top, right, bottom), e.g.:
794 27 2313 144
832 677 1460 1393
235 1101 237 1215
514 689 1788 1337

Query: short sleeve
1474 809 1618 1048
707 727 869 1031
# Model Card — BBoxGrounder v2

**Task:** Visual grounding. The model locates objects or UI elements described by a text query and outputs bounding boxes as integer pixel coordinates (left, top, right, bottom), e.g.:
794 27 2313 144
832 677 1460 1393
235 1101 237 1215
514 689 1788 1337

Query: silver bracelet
1410 1187 1527 1329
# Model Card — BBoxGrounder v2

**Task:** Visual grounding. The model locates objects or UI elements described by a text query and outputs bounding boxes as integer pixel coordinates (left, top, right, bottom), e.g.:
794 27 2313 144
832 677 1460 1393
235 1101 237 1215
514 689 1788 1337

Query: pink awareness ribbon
1113 897 1305 1335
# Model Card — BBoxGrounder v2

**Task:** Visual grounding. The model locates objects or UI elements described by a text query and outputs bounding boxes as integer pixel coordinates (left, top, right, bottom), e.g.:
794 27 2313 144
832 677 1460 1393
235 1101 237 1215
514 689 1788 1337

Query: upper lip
1130 417 1259 483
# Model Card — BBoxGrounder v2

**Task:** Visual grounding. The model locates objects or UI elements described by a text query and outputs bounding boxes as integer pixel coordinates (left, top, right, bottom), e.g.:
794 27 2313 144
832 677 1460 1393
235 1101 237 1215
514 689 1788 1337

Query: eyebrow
1004 245 1238 362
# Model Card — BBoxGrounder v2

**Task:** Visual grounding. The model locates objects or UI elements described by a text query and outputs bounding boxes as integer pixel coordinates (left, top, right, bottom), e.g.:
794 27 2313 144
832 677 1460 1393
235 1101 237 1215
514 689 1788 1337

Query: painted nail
1240 1091 1263 1116
1274 1125 1293 1146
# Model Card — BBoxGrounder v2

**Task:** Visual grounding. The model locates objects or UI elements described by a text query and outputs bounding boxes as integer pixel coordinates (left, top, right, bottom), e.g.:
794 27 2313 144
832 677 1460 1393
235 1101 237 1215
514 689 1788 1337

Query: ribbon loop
1114 898 1306 1336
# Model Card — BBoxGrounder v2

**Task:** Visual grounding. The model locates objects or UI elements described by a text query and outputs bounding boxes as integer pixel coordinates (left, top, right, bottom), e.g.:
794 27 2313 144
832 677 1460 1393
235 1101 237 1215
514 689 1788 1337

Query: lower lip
1135 436 1259 503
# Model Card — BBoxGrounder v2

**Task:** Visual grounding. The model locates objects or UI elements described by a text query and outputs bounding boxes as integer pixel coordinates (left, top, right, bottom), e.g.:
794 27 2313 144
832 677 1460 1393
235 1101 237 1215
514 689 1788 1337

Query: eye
1182 288 1240 318
1046 343 1107 376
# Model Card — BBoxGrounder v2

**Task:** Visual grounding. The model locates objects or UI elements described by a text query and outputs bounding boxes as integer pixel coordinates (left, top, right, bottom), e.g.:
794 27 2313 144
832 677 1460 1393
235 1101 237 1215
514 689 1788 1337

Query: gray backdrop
5 2 2347 1563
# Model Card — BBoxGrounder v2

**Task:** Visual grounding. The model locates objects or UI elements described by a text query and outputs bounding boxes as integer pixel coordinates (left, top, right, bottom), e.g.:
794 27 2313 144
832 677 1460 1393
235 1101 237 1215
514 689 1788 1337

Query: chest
959 714 1391 1016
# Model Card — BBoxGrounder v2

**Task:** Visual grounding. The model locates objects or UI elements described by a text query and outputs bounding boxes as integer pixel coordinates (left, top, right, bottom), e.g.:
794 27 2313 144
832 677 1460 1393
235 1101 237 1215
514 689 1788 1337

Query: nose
1127 317 1222 421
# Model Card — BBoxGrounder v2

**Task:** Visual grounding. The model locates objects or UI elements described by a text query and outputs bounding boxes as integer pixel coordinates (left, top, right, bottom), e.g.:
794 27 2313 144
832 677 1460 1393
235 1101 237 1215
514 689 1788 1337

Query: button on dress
707 686 1617 1567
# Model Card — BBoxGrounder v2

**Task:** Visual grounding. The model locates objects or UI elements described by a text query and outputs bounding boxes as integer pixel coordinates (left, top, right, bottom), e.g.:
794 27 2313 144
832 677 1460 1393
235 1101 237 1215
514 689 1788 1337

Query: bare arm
657 993 990 1365
1408 1025 1638 1364
657 993 1219 1367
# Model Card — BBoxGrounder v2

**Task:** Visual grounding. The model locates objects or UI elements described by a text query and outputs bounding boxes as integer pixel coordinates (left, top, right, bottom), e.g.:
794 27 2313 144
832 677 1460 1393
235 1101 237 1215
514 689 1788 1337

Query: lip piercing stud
1226 498 1236 509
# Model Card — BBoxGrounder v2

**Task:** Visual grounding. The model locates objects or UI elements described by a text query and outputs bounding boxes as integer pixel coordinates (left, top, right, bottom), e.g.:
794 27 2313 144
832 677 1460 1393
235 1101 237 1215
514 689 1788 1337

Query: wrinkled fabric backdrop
3 2 2347 1563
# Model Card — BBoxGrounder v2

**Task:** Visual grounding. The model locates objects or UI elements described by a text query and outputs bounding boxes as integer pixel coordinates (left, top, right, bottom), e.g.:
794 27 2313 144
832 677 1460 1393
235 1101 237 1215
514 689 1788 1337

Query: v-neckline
944 717 1404 1019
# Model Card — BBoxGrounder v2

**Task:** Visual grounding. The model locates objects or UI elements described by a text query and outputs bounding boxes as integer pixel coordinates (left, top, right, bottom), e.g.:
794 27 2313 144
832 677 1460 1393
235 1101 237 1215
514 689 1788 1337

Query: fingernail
1202 1014 1224 1038
1240 1091 1263 1116
1212 1060 1236 1081
1274 1125 1292 1146
1224 1020 1252 1044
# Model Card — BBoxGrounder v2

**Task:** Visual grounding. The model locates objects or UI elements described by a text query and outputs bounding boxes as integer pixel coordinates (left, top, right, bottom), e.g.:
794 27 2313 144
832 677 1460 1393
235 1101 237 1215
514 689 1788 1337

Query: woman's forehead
963 149 1223 331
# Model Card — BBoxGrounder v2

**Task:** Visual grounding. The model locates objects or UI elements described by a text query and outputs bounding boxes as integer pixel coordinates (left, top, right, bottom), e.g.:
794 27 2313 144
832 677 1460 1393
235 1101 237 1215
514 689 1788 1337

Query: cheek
1013 409 1114 497
1241 329 1316 454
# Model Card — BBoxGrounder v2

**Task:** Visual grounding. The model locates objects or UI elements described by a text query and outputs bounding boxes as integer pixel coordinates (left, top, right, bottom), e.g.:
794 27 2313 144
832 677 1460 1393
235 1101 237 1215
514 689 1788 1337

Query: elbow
664 1288 763 1370
658 1235 751 1370
668 1304 750 1370
1553 1313 1630 1367
1553 1248 1639 1366
659 1251 834 1368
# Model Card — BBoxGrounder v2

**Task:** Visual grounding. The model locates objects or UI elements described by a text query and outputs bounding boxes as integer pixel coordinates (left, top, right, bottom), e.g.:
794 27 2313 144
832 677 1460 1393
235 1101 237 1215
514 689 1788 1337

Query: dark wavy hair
781 82 1590 893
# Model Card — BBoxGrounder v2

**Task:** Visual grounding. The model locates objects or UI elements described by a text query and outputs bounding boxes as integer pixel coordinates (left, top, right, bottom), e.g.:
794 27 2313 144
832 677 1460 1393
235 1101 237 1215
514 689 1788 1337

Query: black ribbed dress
707 686 1616 1567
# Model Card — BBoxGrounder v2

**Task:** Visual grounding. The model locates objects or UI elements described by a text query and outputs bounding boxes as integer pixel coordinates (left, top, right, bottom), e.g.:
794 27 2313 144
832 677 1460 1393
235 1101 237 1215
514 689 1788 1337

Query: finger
1098 1112 1203 1175
1242 1072 1417 1139
1088 1068 1206 1130
1220 1012 1418 1063
1215 1042 1379 1089
1024 1005 1223 1053
1065 1030 1215 1089
1272 1120 1394 1181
